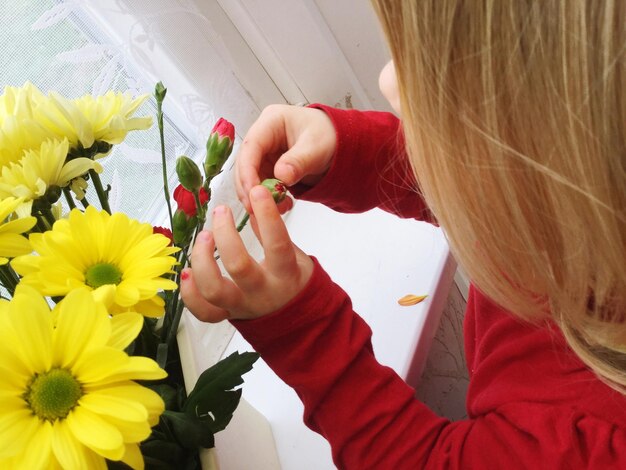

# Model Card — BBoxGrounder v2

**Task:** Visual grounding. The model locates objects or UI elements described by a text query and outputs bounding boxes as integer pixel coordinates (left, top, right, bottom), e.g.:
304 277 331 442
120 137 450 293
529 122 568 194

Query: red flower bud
205 118 235 180
173 184 209 217
211 117 235 141
260 178 287 204
152 226 174 245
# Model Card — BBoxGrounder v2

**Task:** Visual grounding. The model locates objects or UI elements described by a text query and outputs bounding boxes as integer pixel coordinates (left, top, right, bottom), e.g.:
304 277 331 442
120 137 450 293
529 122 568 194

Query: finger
180 268 231 323
211 205 265 291
248 185 297 276
235 112 285 210
273 108 335 186
273 141 311 186
277 196 294 215
190 230 243 308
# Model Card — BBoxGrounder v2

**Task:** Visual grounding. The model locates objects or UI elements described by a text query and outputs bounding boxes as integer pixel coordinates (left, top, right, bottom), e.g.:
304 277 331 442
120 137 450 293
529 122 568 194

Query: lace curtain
0 0 231 225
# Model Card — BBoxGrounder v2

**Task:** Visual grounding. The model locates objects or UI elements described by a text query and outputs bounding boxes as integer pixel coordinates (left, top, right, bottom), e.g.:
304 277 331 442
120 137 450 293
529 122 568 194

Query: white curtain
0 0 256 225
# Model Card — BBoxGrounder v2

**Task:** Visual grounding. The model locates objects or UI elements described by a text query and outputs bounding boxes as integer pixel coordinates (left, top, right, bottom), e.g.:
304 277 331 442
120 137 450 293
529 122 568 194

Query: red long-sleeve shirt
232 106 626 469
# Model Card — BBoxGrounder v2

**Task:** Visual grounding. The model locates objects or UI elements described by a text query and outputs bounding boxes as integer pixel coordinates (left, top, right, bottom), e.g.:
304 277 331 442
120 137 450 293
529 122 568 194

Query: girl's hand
235 104 336 213
181 185 314 322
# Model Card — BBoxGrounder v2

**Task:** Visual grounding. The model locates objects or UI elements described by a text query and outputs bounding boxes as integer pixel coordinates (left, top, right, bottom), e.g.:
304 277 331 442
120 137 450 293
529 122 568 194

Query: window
1 0 207 224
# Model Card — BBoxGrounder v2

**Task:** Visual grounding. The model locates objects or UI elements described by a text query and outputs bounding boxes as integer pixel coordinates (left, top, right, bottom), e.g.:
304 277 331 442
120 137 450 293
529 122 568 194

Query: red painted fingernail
181 270 189 281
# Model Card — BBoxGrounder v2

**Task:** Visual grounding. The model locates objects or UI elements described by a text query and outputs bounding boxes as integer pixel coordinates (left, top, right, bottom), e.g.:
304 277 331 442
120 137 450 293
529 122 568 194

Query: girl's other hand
235 104 336 213
181 185 314 322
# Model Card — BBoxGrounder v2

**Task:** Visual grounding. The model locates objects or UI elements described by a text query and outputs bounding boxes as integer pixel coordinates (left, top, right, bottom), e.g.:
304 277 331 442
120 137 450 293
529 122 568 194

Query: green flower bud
155 82 167 102
260 178 287 204
204 118 235 180
176 155 203 192
172 209 196 246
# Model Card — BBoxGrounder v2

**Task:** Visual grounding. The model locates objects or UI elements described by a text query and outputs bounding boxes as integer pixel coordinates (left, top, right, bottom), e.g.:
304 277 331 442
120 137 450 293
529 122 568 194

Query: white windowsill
178 200 455 469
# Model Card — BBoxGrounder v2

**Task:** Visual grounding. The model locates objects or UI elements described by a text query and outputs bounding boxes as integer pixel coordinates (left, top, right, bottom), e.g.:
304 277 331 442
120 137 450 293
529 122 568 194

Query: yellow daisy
0 197 36 265
11 206 179 317
0 83 51 167
0 139 101 214
0 285 166 469
33 91 152 155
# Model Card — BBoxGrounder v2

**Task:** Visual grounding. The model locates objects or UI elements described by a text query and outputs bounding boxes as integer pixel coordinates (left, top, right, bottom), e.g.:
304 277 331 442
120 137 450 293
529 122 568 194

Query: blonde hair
372 1 626 390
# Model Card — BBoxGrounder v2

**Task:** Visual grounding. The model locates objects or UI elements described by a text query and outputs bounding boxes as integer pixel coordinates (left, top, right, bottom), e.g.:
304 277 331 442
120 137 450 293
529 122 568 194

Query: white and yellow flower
0 286 166 469
0 83 50 168
34 91 152 155
0 139 101 214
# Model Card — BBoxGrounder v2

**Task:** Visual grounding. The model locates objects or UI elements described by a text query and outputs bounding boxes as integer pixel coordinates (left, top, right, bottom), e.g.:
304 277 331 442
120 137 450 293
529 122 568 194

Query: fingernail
250 185 270 201
213 205 227 216
198 230 212 242
181 270 190 281
282 163 297 182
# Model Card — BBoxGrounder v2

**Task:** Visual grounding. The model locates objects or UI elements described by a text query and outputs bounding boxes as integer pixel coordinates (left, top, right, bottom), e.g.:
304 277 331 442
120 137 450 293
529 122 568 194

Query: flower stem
89 170 111 214
166 294 186 348
0 265 18 296
79 197 90 209
161 250 185 341
34 215 48 233
63 188 76 210
40 207 56 227
193 192 205 222
236 213 250 232
155 84 174 235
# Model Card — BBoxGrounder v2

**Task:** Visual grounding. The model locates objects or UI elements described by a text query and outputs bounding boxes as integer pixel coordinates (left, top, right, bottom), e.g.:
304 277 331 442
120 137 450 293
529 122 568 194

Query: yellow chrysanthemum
12 206 179 317
0 83 50 167
0 285 166 469
0 139 101 214
0 197 36 265
33 91 152 155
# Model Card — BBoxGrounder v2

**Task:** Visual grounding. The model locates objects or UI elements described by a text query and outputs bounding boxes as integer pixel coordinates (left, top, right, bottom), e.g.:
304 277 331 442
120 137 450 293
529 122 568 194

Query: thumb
274 140 330 187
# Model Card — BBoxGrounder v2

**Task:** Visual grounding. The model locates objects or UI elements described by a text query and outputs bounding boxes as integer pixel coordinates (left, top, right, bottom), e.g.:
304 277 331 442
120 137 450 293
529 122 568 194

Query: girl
181 1 625 468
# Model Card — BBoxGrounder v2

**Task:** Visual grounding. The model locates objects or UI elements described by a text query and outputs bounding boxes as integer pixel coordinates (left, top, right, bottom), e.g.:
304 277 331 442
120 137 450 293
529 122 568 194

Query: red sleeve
288 104 436 223
232 259 626 469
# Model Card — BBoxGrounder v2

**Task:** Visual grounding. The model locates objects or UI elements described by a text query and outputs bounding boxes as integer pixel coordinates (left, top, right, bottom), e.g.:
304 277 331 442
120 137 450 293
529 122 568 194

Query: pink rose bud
204 118 235 180
260 178 287 204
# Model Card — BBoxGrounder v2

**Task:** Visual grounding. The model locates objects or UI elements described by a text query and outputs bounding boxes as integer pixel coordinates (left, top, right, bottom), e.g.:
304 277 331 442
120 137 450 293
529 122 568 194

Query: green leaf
141 438 187 468
160 410 215 449
156 342 168 368
183 352 259 433
147 383 180 411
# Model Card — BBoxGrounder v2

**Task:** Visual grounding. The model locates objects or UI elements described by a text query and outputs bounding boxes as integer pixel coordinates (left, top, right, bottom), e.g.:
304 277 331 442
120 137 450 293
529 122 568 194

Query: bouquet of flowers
0 81 268 469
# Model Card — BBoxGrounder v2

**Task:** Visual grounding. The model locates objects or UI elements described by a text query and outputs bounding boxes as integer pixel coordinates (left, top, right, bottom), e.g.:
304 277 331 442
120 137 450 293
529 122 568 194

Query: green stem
155 87 174 234
89 170 111 214
0 268 13 294
161 250 185 341
166 295 186 348
35 212 51 232
63 187 76 210
6 264 19 286
40 206 56 227
79 197 90 209
0 265 17 296
236 213 250 232
34 216 48 233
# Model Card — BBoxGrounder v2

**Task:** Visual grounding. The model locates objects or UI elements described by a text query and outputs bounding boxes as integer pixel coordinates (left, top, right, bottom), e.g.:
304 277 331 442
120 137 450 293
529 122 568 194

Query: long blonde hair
372 1 626 391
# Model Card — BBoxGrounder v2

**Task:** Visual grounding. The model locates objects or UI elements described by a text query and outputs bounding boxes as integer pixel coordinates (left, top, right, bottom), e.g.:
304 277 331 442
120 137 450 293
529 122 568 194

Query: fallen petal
397 294 428 306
